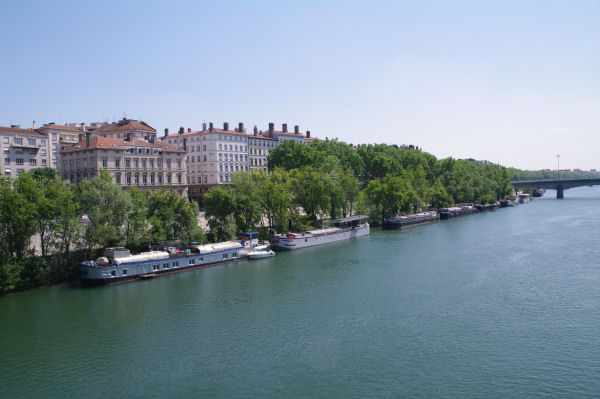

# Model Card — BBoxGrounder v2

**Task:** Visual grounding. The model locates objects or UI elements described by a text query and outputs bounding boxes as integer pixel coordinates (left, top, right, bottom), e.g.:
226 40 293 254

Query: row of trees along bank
1 140 515 294
0 169 204 294
203 140 514 238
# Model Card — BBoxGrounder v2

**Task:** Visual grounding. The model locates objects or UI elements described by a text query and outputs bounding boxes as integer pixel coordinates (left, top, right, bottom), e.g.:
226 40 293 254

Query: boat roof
243 231 259 235
335 215 368 223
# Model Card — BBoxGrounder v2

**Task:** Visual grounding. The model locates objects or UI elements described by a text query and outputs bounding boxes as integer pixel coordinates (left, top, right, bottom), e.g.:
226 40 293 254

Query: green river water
1 187 599 398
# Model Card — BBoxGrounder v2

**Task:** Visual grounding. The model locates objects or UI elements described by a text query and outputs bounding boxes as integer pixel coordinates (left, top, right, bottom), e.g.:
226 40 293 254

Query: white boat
270 215 370 250
248 250 275 259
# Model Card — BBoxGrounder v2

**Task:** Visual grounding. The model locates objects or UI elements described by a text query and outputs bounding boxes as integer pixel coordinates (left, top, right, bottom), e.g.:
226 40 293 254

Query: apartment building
162 122 250 202
60 119 188 196
36 123 83 169
248 126 277 172
1 125 52 179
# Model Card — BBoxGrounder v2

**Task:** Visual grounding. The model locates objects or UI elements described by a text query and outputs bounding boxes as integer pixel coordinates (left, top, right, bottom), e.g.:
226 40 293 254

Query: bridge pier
556 184 564 199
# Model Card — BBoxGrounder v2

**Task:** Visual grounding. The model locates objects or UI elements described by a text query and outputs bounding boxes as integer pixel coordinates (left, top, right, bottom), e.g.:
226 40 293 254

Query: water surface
1 187 599 398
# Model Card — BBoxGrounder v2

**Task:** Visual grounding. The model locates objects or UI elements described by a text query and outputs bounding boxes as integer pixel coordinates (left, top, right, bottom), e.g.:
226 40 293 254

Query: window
177 160 181 169
203 145 206 151
123 269 127 275
116 173 121 184
223 254 228 259
142 159 146 169
149 159 154 169
158 174 162 184
142 175 147 184
203 155 207 162
134 175 139 185
115 159 120 168
125 159 131 168
101 159 107 168
29 159 36 165
4 158 9 164
177 174 182 183
167 174 171 183
28 139 35 146
15 158 23 165
2 137 8 144
126 175 131 184
134 159 139 168
40 139 45 146
40 149 46 156
14 138 23 145
167 160 171 169
150 174 155 184
41 159 47 166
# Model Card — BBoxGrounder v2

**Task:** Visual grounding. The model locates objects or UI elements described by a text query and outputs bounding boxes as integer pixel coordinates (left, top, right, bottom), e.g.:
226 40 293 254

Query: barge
80 234 260 286
383 211 439 229
438 205 479 220
270 215 370 250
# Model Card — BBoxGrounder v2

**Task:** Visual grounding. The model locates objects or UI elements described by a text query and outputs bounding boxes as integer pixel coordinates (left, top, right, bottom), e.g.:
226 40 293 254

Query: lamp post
556 154 560 181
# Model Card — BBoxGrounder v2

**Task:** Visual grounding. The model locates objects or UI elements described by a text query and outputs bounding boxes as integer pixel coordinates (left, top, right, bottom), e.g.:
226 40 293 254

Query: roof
249 134 278 141
0 126 45 136
38 123 81 132
61 137 183 153
91 119 156 133
166 128 249 137
335 215 369 223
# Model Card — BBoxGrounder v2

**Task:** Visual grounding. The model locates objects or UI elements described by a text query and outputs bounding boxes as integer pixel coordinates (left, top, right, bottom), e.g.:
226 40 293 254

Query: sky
1 0 598 170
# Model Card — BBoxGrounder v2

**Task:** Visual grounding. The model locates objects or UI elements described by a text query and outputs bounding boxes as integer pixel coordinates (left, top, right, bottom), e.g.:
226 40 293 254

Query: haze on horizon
1 0 598 171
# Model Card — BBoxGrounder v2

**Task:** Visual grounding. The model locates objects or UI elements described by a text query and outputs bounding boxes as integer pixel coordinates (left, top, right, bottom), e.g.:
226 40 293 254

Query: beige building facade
1 125 52 179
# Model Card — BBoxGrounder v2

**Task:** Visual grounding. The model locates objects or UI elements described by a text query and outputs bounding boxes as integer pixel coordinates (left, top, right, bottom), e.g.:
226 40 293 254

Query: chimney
187 128 191 133
209 122 214 131
202 123 207 131
269 122 274 137
253 126 258 136
223 122 229 131
81 123 86 132
306 131 311 138
164 128 169 136
78 133 84 143
32 121 36 129
85 132 91 148
282 123 288 133
178 127 184 134
238 122 244 133
294 125 299 134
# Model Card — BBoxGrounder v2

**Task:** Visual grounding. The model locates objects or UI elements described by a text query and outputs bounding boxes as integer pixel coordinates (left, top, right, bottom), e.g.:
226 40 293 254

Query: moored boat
80 233 260 286
248 250 275 259
270 215 370 250
383 211 439 229
439 204 479 219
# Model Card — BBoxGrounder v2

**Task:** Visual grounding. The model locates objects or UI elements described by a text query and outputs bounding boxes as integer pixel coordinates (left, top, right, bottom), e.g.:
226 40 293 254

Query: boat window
223 254 228 259
175 262 179 267
199 258 203 262
305 239 308 242
164 263 169 269
190 259 195 265
111 270 116 276
233 252 237 257
123 269 127 275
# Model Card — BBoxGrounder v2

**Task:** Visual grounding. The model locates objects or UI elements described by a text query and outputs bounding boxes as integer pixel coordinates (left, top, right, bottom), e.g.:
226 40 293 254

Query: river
1 187 599 398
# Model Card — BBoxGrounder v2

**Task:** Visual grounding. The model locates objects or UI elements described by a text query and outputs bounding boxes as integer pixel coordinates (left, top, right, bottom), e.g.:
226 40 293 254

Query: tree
147 189 205 244
203 185 237 241
259 169 294 234
79 171 132 255
365 175 416 225
232 171 263 233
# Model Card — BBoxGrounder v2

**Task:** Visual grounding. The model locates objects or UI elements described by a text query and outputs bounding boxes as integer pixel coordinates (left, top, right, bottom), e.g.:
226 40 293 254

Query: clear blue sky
1 0 598 170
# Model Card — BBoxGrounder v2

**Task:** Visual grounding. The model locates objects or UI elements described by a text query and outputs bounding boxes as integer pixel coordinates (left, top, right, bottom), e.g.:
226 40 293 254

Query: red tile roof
91 119 156 133
165 128 249 137
38 123 81 132
0 126 46 136
249 134 278 141
61 137 183 153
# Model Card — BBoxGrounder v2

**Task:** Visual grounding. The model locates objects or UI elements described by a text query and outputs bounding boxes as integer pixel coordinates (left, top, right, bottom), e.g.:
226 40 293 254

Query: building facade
1 125 52 179
60 119 188 196
162 122 250 202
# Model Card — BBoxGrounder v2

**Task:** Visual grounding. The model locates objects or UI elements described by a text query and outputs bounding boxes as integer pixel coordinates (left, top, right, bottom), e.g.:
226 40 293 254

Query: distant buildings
2 117 318 201
1 125 51 179
60 119 188 196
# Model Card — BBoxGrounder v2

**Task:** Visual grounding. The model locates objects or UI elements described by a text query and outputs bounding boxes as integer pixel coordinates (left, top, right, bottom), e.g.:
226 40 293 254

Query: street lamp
556 154 560 180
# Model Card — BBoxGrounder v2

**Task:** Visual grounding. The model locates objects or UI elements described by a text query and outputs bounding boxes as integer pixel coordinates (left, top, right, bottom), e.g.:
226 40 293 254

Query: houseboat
383 211 439 229
80 234 260 286
438 205 479 220
270 215 370 250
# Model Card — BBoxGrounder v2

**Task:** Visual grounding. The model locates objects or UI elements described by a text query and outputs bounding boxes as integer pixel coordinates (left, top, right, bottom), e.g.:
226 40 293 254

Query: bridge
512 178 600 199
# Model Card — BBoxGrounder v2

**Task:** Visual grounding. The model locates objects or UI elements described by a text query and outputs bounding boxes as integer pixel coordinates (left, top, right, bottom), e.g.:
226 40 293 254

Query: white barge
270 215 370 250
80 234 260 285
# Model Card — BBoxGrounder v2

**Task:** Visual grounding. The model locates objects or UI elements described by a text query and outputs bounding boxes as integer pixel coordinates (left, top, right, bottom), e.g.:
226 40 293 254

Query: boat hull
80 246 247 286
271 224 370 250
